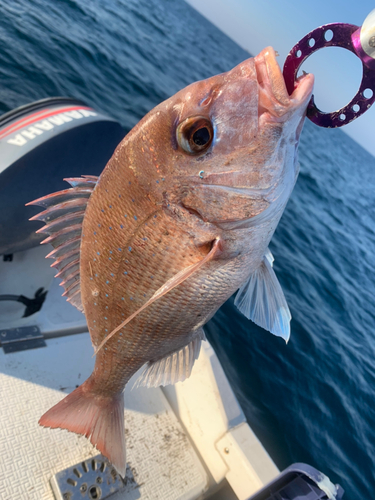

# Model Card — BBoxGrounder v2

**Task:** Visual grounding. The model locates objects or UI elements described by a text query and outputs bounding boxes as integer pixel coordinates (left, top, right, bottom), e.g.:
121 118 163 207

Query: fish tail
39 377 126 476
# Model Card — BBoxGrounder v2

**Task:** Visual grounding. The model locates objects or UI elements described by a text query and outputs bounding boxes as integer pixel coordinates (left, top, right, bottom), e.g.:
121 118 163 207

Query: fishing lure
283 9 375 128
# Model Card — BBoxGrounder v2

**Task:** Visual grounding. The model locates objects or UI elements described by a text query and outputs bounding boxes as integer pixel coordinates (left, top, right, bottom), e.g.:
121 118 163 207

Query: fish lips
181 183 270 224
254 46 314 122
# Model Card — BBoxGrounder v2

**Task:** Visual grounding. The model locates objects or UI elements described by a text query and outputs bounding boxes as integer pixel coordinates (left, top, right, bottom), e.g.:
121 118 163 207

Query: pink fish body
29 47 314 475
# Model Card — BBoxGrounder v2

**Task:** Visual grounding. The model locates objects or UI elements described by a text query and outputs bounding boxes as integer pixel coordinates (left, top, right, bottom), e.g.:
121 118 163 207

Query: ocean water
0 0 374 497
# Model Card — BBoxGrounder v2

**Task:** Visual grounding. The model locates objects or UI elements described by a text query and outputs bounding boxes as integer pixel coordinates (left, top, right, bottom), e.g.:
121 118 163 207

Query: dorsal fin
27 175 98 312
234 248 291 342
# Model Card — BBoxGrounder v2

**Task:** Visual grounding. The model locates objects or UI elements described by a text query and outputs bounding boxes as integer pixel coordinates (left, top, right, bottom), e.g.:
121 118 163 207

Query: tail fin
39 379 126 476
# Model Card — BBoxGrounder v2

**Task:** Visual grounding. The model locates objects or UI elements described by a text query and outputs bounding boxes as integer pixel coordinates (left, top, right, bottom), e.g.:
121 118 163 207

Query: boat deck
0 245 279 500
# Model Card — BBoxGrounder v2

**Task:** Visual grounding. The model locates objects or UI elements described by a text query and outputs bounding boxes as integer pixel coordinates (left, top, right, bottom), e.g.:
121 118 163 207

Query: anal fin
133 328 206 388
234 248 291 342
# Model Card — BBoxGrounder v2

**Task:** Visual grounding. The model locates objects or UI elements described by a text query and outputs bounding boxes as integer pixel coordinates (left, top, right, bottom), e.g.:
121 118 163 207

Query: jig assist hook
283 9 375 128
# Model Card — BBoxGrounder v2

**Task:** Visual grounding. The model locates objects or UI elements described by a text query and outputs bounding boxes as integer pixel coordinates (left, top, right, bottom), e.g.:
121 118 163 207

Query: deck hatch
50 454 138 500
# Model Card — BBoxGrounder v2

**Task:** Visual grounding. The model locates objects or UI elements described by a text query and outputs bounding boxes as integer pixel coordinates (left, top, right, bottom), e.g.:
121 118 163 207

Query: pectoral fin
133 328 206 388
94 238 221 356
234 249 291 342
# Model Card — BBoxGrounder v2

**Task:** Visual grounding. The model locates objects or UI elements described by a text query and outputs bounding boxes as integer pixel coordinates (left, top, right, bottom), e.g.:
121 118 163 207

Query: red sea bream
28 47 314 476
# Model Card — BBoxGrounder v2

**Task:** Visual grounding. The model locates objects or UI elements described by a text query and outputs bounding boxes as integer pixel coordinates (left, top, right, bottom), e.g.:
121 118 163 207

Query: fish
28 46 314 476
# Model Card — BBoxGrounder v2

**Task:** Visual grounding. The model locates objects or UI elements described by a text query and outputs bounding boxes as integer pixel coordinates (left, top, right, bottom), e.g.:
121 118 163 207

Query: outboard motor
0 97 125 256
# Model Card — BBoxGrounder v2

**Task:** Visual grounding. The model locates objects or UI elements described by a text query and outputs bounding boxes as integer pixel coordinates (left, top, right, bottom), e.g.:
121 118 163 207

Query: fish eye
176 116 213 154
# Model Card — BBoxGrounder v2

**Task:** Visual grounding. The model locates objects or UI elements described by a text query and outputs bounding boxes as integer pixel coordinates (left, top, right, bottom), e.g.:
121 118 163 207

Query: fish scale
83 172 230 383
84 171 249 383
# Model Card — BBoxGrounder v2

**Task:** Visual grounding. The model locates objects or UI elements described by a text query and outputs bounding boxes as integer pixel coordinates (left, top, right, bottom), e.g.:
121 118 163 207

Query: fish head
125 47 314 227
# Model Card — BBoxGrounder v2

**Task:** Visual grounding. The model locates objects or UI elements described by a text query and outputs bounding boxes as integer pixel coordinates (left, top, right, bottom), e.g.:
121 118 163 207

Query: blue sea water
0 0 374 497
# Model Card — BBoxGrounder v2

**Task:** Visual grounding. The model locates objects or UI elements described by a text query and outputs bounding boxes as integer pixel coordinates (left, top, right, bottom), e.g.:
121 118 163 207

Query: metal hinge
0 325 46 353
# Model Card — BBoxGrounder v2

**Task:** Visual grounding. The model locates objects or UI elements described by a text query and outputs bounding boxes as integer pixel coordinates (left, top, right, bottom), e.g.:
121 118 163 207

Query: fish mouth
255 46 314 121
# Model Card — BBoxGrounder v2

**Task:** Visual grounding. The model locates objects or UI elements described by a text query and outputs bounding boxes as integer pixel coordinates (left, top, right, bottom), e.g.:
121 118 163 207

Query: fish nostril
200 96 212 107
